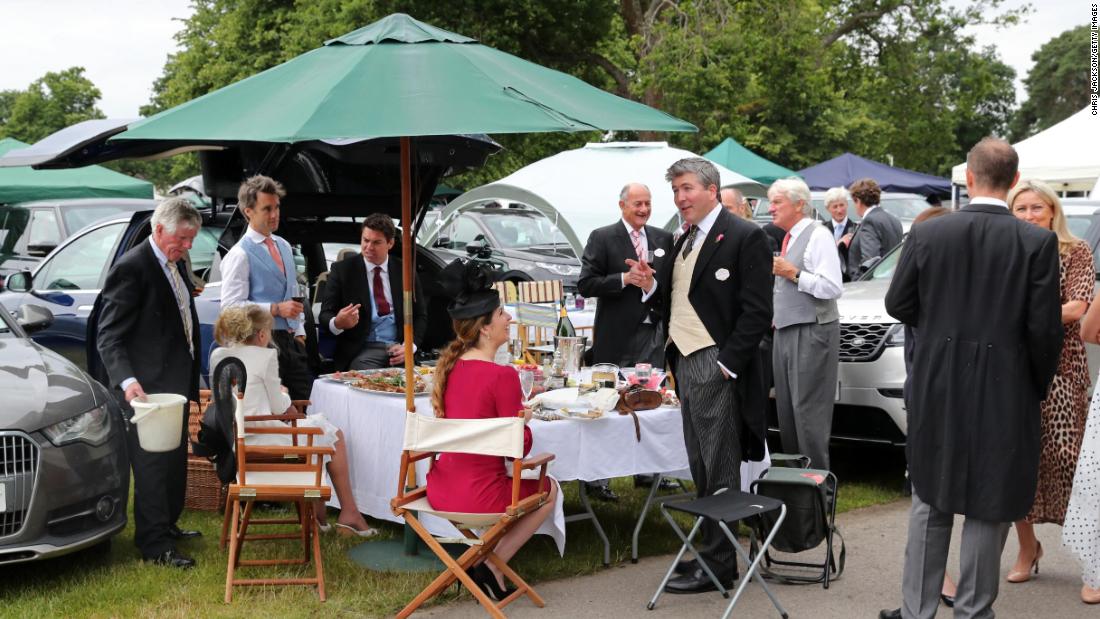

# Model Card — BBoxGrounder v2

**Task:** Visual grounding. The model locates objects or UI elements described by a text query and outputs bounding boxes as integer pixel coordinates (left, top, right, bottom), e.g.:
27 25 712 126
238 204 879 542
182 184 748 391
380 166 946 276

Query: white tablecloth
309 378 770 554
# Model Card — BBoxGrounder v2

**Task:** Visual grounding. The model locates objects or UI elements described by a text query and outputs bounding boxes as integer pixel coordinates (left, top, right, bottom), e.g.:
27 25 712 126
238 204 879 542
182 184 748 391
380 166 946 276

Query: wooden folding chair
213 358 335 603
391 413 555 618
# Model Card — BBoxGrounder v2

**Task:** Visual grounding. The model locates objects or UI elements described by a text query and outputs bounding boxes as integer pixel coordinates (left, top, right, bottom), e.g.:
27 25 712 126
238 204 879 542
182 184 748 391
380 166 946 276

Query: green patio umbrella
0 138 152 204
117 15 694 143
110 12 695 561
703 137 799 186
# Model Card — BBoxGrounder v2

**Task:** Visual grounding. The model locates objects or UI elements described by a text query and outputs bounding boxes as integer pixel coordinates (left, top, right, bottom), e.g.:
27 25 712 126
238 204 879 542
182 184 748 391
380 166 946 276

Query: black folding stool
647 489 789 619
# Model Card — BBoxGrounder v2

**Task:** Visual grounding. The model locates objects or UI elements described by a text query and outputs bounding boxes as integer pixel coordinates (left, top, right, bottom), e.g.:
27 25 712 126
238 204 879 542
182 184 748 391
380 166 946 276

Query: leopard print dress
1026 240 1095 525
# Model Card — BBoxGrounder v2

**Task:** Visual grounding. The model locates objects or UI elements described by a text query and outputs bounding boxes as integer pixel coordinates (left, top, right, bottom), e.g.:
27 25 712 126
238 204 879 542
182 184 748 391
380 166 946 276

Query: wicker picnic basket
184 391 227 511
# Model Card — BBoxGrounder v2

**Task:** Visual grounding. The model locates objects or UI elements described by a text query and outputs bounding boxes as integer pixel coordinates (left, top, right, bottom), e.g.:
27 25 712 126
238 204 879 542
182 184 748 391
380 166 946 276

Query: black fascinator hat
440 259 500 320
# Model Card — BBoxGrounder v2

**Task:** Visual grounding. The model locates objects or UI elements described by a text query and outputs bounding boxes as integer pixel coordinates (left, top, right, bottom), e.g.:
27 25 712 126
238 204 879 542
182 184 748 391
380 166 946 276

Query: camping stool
647 489 788 619
749 467 844 589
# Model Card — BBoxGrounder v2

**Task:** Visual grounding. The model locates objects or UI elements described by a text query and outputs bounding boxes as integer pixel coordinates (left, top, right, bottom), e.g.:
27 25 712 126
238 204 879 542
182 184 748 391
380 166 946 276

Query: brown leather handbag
615 385 663 441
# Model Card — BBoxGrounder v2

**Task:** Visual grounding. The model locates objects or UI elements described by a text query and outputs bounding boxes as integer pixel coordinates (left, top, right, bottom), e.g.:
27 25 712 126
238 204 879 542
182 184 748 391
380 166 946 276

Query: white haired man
768 178 844 471
97 197 204 568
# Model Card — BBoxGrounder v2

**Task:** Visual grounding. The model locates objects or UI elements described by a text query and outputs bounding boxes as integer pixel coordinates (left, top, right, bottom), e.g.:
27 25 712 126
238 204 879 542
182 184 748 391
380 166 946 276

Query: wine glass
518 369 534 401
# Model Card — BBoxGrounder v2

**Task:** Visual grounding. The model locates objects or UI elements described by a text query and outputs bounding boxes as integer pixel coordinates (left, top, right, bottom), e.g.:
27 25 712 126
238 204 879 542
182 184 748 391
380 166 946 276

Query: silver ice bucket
553 336 587 374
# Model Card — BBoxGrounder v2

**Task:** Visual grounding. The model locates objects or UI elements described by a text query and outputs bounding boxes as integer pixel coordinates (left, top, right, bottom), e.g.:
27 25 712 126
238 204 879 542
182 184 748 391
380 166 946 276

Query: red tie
372 266 391 316
262 237 285 275
780 232 792 257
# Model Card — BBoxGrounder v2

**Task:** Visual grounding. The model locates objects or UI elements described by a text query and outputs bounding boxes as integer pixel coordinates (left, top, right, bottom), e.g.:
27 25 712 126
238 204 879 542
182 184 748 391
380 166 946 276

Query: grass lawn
0 442 906 617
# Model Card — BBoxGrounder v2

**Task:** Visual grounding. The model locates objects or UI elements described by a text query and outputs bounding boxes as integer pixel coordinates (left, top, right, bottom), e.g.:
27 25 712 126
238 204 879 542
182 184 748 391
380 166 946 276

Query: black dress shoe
587 484 619 502
147 549 196 569
656 478 681 491
634 474 657 488
168 525 202 539
664 568 733 594
673 558 699 575
878 609 901 619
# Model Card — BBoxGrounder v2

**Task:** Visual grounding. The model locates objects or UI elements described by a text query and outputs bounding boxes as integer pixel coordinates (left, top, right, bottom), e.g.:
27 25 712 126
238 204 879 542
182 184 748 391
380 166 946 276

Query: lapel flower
715 233 724 243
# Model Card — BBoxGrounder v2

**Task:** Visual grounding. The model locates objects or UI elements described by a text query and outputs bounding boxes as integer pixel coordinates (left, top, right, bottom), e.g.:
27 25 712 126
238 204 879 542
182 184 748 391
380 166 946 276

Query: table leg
632 474 694 563
563 480 610 566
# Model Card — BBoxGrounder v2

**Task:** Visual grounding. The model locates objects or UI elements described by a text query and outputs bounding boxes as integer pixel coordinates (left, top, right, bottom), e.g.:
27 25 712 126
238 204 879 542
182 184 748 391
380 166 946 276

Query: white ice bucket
130 393 187 452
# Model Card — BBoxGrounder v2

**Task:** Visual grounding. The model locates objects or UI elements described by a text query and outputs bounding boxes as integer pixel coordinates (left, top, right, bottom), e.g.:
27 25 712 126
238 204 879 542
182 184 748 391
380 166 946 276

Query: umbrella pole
400 136 421 556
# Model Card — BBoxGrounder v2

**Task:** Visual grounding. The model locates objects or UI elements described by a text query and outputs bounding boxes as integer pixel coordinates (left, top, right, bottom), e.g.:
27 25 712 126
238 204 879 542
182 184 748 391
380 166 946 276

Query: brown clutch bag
615 385 663 441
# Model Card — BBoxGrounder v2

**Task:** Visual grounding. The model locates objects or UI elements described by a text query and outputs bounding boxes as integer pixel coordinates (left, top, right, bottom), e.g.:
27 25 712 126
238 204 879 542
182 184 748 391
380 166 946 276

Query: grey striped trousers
676 345 742 574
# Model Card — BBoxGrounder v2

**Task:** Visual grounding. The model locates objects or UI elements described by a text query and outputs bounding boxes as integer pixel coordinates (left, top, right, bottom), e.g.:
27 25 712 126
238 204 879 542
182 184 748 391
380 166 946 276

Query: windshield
879 197 928 220
861 241 904 281
479 212 568 249
61 204 146 234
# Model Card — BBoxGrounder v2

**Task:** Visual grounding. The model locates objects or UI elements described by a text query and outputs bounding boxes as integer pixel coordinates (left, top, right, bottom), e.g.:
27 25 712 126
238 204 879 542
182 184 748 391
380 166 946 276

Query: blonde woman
1006 179 1095 586
210 305 375 537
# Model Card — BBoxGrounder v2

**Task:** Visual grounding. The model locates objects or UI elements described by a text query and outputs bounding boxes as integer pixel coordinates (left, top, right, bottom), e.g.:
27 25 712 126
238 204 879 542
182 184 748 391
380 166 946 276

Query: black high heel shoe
467 563 515 601
940 593 955 608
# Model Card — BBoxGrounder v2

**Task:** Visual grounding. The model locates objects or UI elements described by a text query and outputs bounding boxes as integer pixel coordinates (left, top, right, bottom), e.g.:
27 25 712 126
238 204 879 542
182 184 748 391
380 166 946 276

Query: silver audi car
0 302 128 564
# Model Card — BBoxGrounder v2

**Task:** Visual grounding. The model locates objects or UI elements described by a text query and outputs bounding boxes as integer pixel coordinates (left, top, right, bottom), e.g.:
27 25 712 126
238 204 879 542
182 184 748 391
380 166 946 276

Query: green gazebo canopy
703 137 799 186
0 138 153 204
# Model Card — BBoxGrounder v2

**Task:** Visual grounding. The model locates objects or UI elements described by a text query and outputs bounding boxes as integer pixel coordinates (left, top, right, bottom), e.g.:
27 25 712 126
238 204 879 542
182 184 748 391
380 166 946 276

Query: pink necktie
630 229 643 260
263 237 285 275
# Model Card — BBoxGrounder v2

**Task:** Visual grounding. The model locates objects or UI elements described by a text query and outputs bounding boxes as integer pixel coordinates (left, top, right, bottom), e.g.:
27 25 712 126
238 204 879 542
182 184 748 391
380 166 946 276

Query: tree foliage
1008 24 1093 141
95 0 1033 187
0 67 105 143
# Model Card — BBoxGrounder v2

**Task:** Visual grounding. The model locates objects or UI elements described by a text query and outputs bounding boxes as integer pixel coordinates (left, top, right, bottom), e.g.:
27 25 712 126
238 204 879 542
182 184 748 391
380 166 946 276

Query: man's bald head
966 137 1019 196
720 187 749 219
618 182 652 231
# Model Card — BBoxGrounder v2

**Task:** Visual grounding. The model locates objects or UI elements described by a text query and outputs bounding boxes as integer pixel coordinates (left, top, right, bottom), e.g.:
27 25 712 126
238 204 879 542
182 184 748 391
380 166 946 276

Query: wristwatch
792 269 801 284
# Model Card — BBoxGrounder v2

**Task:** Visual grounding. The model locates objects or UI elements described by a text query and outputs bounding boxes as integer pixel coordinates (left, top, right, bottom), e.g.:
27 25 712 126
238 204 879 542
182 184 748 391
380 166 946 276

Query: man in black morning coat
96 197 204 569
880 137 1062 619
634 157 772 593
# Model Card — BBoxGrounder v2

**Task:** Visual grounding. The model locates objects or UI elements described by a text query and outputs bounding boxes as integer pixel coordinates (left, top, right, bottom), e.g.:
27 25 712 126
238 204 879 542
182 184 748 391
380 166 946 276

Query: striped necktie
166 261 194 357
630 229 643 260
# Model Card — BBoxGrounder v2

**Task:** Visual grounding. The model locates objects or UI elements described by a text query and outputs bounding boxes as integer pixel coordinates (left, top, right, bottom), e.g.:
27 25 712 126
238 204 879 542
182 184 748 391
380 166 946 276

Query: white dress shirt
786 217 844 300
832 217 849 243
968 197 1009 209
328 256 392 336
220 226 305 336
620 218 649 288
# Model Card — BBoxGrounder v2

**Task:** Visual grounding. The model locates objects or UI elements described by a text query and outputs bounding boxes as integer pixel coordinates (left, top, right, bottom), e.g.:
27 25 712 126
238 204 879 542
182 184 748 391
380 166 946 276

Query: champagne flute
518 369 534 402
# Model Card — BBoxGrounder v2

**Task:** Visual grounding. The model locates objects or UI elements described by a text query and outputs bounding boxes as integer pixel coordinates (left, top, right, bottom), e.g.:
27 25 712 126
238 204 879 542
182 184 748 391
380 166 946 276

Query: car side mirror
434 235 451 248
17 303 53 333
5 271 31 292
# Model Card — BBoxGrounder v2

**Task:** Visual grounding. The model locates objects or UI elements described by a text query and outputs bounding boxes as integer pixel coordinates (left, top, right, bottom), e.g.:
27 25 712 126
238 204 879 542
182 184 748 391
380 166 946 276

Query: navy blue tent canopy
799 152 951 197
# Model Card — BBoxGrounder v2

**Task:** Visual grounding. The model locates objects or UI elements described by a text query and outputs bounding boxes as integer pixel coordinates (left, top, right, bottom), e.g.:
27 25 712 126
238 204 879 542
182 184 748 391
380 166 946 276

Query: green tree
1 67 104 143
1009 24 1093 141
0 89 18 129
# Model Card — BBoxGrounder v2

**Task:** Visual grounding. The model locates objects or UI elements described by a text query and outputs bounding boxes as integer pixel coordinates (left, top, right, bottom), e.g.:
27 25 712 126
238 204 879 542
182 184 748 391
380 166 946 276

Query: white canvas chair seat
403 496 504 528
237 470 319 487
392 412 555 619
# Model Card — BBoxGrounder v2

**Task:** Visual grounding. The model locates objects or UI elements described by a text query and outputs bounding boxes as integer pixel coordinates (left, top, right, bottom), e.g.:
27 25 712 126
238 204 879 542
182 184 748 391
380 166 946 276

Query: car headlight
42 405 112 447
884 323 905 347
534 261 580 276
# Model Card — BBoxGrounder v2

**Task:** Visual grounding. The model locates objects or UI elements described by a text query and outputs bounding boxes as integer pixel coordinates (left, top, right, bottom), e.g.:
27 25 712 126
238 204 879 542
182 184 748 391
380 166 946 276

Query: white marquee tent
424 142 764 258
951 106 1100 193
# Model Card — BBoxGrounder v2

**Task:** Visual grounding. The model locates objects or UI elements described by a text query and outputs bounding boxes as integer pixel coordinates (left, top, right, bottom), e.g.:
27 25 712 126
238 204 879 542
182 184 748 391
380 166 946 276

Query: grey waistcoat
773 221 839 329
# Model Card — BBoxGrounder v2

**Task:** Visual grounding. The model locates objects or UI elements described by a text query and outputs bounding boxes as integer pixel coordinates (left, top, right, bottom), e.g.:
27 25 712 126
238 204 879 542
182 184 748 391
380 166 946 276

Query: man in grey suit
847 178 903 280
768 178 843 470
879 138 1063 619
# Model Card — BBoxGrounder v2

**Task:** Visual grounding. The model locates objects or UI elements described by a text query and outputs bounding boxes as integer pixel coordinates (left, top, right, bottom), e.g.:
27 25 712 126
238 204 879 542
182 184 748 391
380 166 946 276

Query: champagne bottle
556 300 576 338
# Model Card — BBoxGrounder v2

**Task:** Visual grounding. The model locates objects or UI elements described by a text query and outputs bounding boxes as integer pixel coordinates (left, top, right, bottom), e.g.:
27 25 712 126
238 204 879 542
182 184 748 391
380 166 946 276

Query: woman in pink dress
425 259 558 600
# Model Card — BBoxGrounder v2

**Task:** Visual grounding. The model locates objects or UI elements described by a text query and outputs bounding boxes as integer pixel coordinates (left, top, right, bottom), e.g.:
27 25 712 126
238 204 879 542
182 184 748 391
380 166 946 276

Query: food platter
320 368 431 396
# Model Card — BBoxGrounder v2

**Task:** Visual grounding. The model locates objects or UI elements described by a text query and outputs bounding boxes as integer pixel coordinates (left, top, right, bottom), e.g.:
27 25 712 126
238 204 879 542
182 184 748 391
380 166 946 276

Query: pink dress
425 359 545 513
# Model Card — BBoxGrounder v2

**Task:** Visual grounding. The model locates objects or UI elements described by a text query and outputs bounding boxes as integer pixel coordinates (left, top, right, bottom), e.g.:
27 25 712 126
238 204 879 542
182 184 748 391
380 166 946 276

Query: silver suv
832 202 1100 446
